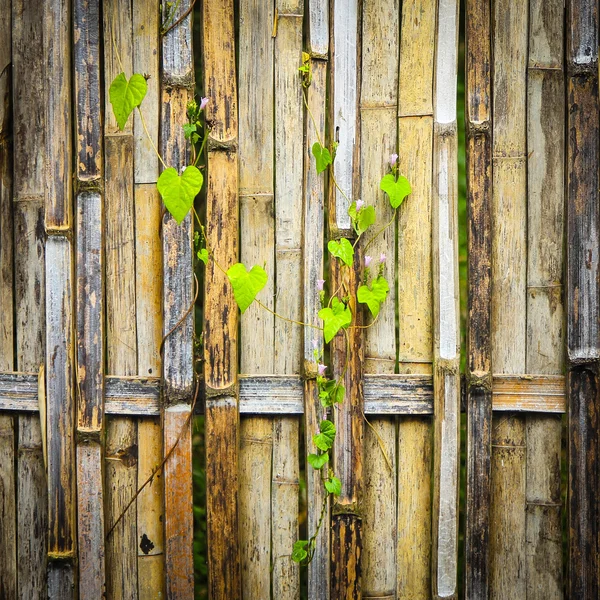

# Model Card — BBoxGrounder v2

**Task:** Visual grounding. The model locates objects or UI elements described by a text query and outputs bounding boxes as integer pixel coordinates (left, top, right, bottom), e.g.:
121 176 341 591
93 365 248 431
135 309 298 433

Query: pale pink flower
389 153 398 165
364 255 373 268
355 199 365 211
317 363 327 376
380 253 387 264
317 279 325 291
199 97 209 110
311 339 319 350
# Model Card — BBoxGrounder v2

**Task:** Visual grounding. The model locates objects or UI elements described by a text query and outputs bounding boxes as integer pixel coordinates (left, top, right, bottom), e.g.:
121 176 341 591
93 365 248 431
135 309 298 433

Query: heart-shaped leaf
197 248 209 265
291 540 309 563
226 263 268 313
318 297 352 343
357 276 390 317
313 420 336 451
348 203 376 235
307 452 329 470
325 476 342 496
312 142 332 174
380 173 412 209
328 238 354 267
109 72 148 131
157 166 203 224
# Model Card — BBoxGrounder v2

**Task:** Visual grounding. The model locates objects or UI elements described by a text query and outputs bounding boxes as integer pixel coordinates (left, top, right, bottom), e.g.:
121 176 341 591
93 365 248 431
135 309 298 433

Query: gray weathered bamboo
202 0 243 596
525 1 564 597
360 0 399 597
489 1 528 598
465 0 493 596
74 0 104 596
566 0 599 597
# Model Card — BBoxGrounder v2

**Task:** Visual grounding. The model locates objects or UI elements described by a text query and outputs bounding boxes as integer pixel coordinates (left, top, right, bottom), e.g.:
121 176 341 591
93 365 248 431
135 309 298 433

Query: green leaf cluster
348 202 376 236
313 420 336 451
226 263 268 313
291 540 310 563
318 379 345 408
357 276 390 318
318 297 352 343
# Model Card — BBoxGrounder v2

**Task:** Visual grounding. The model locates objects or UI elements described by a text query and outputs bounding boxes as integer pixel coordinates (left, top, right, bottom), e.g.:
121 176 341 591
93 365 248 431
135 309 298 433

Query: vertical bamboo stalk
525 1 565 598
0 5 16 596
464 0 492 596
202 0 242 596
74 0 104 597
303 2 329 596
490 1 528 598
359 0 399 597
396 1 435 596
103 2 138 598
160 1 195 597
329 2 363 596
272 3 303 598
566 0 599 598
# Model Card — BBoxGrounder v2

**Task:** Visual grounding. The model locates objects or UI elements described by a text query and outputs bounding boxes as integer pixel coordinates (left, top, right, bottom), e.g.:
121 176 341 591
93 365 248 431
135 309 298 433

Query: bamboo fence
0 1 597 599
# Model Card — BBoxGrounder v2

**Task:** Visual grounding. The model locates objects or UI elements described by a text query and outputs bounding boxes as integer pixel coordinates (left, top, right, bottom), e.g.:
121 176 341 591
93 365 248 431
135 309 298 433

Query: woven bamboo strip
360 0 399 597
465 0 492 596
566 0 599 597
396 0 435 595
525 1 564 597
202 0 242 595
490 1 528 598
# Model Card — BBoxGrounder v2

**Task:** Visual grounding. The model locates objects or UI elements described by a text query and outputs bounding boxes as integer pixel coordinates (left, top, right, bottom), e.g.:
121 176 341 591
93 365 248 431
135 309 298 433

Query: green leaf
380 173 412 209
348 202 376 236
197 248 209 265
325 476 342 496
226 263 268 314
307 452 329 470
157 166 203 224
183 122 197 139
291 540 309 563
312 142 332 174
334 384 345 404
313 419 336 451
357 276 390 318
327 238 354 267
318 297 352 343
109 72 148 131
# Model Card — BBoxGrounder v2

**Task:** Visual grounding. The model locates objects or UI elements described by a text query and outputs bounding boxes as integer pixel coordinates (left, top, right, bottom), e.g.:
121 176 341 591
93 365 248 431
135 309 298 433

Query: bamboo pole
238 2 275 596
566 0 599 597
303 2 329 596
525 1 564 598
202 0 242 596
272 3 303 598
0 4 16 596
396 1 435 596
359 0 399 597
464 0 492 596
160 1 195 597
103 2 138 597
74 0 105 597
13 1 48 596
489 1 528 598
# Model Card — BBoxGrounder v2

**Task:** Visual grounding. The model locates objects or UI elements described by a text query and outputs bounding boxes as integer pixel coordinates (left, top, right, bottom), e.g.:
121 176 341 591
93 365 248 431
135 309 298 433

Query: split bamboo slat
525 1 564 597
74 0 105 597
396 0 435 595
359 1 398 598
0 4 16 597
202 0 242 596
134 2 165 596
161 1 195 596
566 0 599 597
272 3 303 598
13 0 48 597
432 1 460 597
303 1 330 596
238 2 275 597
465 0 492 596
103 2 138 597
489 1 528 598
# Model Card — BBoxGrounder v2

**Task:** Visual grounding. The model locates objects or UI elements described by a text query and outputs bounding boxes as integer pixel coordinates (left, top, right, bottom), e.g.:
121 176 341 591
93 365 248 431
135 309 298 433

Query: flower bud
199 97 209 110
364 255 373 268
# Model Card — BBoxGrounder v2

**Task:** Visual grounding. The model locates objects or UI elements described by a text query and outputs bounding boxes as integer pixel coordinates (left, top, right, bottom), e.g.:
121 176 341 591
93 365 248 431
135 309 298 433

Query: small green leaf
312 142 332 174
183 122 197 139
291 540 309 563
325 476 342 496
109 72 148 131
380 173 412 209
157 166 203 224
356 205 375 235
357 276 390 318
318 297 352 343
334 384 345 404
313 420 336 451
307 452 329 470
226 263 268 313
327 238 354 267
197 248 209 265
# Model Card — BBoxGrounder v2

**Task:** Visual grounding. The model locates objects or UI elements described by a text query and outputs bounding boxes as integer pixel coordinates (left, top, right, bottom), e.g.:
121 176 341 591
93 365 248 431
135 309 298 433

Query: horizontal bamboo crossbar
0 372 567 415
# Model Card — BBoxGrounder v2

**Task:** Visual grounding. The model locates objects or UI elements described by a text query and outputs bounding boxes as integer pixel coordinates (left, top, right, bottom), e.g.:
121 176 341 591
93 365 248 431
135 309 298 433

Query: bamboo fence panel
272 3 303 598
525 1 564 597
397 0 435 596
360 1 398 597
489 1 528 598
202 0 242 596
303 1 329 596
566 0 599 597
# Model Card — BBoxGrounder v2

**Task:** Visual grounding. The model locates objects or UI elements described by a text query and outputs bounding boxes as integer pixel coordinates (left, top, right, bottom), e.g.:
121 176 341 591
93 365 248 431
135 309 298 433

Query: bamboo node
207 137 238 153
161 72 195 90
